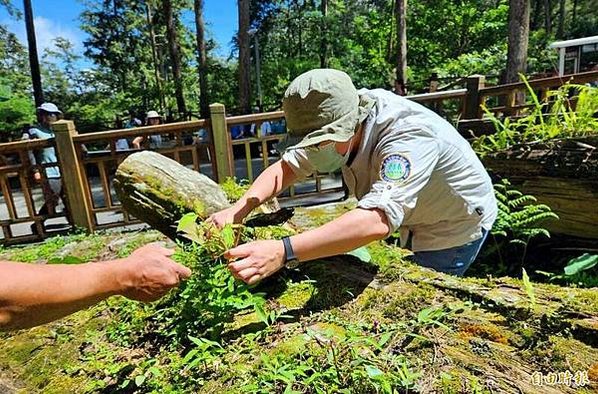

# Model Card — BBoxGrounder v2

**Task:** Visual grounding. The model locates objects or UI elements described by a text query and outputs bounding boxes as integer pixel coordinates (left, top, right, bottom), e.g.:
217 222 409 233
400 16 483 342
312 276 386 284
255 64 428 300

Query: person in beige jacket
209 69 497 284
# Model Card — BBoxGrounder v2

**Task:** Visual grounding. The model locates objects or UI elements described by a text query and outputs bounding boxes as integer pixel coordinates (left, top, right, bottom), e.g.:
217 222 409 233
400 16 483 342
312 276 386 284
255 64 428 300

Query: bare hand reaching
118 243 192 302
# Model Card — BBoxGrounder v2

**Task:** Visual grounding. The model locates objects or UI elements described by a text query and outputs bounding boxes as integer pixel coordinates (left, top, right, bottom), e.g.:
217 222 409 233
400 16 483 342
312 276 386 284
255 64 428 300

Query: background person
132 110 164 149
0 243 191 332
22 103 71 230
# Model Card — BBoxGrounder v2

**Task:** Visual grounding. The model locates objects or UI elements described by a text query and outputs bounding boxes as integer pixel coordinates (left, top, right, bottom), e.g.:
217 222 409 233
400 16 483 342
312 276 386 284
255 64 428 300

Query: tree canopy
0 0 596 140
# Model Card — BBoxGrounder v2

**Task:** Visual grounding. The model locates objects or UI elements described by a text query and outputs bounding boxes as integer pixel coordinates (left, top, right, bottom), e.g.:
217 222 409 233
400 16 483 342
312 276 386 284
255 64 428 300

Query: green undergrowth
472 80 598 156
1 203 597 393
0 230 167 263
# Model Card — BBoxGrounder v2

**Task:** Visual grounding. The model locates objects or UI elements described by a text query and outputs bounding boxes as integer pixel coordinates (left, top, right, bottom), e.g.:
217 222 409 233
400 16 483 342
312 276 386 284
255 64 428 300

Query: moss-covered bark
0 202 596 393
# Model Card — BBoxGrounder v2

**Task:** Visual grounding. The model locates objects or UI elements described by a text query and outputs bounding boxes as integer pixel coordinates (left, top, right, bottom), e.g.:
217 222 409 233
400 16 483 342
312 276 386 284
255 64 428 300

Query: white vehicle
550 35 598 76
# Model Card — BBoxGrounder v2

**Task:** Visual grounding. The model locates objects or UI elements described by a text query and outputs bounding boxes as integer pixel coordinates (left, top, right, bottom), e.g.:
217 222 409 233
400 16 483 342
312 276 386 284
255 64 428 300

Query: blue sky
0 0 238 67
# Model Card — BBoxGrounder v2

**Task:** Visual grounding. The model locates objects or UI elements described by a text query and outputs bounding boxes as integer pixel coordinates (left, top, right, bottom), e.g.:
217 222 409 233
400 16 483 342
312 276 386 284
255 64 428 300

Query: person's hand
33 171 42 183
118 243 192 302
225 240 285 285
207 206 245 228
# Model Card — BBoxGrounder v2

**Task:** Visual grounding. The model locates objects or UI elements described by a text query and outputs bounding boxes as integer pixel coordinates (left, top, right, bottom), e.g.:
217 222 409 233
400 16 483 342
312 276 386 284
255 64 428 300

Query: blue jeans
409 229 488 276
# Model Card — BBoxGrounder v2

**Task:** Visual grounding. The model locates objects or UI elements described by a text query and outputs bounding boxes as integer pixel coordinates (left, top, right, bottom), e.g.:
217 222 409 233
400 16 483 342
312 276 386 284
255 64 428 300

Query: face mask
305 138 353 173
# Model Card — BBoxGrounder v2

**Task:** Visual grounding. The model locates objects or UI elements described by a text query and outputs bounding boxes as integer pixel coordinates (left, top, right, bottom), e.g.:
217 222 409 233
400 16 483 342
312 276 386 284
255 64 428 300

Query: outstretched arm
209 159 298 227
0 244 191 331
225 207 391 284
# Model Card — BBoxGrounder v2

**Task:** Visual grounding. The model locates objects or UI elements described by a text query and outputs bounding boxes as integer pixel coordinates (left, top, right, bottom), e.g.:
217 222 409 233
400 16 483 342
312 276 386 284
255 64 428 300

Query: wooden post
209 103 234 183
429 73 441 113
52 120 94 232
463 75 485 119
428 73 439 93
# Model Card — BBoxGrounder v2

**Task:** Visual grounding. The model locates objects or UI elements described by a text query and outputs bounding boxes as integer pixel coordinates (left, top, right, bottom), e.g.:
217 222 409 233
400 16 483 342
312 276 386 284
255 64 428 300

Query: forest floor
0 201 596 393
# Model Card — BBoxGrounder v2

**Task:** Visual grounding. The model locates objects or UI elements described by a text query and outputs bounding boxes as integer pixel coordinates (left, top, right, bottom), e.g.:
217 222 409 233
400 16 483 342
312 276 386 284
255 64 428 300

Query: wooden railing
72 119 215 231
1 70 596 244
457 70 598 134
222 110 345 201
0 134 70 244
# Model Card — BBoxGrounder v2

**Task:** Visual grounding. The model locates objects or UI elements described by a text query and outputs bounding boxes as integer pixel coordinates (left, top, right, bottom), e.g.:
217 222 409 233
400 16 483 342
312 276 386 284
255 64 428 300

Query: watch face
285 259 301 269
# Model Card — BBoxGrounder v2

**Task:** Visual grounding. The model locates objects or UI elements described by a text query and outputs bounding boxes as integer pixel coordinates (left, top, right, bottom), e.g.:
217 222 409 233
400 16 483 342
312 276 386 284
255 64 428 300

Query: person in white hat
22 102 71 231
209 69 497 284
132 110 164 149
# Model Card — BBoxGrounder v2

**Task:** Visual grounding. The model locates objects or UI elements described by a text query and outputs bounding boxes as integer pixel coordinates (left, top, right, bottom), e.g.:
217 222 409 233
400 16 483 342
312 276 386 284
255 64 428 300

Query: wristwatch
281 236 300 269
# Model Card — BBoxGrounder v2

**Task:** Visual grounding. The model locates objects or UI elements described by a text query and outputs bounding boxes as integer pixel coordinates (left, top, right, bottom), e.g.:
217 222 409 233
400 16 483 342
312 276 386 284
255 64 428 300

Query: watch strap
282 236 299 268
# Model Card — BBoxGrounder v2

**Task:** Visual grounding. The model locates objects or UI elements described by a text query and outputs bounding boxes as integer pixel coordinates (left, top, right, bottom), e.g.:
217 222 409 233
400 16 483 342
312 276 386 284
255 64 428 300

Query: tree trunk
504 0 530 84
544 0 552 34
296 0 303 57
194 0 210 119
23 0 43 107
482 136 598 239
319 0 328 68
238 0 251 114
531 0 542 29
146 2 166 114
394 0 407 95
557 0 565 38
162 0 187 117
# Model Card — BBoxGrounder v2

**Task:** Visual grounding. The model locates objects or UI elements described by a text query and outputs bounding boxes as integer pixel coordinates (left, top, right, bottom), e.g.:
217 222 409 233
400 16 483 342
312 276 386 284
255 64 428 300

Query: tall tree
238 0 251 114
1 0 21 18
319 0 328 68
42 37 81 102
23 0 43 106
146 1 166 113
544 0 552 34
162 0 187 116
194 0 209 118
557 0 565 37
0 24 30 95
395 0 407 95
505 0 530 84
531 0 541 29
81 1 144 94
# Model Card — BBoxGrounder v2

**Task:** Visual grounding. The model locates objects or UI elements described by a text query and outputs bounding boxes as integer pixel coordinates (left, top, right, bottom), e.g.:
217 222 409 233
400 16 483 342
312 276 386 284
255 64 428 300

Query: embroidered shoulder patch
380 154 411 182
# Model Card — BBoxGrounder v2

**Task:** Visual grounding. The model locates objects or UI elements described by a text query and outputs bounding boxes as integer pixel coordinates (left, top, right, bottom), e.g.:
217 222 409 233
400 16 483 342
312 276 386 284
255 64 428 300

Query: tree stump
482 136 598 239
114 151 230 239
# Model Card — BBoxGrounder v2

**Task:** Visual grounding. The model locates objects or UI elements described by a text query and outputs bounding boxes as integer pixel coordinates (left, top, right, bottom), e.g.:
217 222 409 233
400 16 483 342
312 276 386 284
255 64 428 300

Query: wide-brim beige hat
281 69 373 151
146 110 162 119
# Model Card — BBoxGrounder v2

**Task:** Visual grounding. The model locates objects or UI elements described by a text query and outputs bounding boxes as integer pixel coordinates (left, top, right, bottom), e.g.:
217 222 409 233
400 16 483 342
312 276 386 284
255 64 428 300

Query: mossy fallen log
113 151 231 239
113 151 292 239
482 136 598 239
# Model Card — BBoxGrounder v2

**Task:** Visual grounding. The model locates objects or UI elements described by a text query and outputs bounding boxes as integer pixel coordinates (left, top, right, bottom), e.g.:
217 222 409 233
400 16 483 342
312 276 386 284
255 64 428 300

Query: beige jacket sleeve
357 127 440 234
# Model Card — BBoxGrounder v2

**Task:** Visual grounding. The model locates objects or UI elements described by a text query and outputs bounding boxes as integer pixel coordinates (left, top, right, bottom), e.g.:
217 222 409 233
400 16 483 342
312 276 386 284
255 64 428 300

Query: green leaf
220 225 236 249
564 254 598 276
177 212 198 233
188 335 203 347
378 331 393 347
365 365 384 379
180 231 204 245
254 303 268 325
346 246 371 263
134 375 145 387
